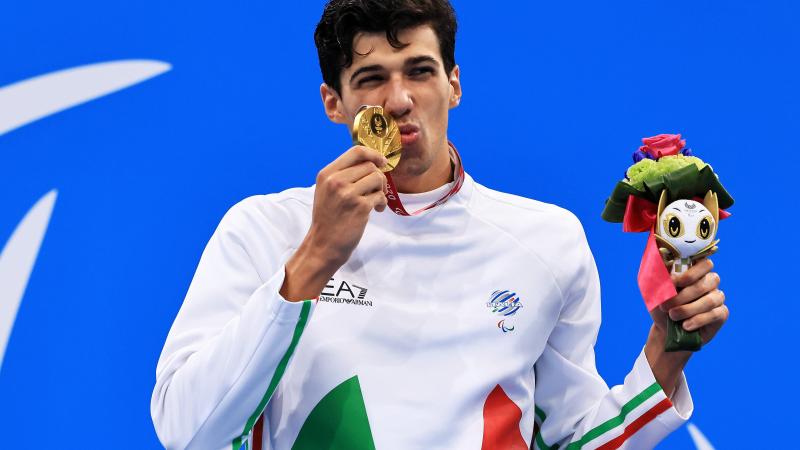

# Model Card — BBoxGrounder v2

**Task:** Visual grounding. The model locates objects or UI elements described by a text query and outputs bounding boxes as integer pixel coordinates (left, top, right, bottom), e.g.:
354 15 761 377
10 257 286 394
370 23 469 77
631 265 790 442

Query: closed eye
357 75 385 87
409 66 435 77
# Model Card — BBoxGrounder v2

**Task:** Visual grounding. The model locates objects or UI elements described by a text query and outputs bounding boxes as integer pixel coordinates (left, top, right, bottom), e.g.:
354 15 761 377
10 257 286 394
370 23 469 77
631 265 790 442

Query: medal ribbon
384 142 465 216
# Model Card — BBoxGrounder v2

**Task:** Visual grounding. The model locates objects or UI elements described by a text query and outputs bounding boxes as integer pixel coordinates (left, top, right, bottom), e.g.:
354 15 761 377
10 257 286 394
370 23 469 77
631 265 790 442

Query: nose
383 75 413 119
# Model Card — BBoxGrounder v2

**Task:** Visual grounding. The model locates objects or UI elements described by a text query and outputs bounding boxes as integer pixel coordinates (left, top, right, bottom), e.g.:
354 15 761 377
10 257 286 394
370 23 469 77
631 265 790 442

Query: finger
366 190 388 212
683 304 729 331
327 146 388 173
673 258 714 288
338 160 384 183
660 271 721 310
668 289 725 321
352 169 387 196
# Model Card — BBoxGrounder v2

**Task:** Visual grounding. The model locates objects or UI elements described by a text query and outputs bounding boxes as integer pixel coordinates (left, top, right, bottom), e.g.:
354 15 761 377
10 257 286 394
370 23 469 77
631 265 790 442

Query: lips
398 124 420 146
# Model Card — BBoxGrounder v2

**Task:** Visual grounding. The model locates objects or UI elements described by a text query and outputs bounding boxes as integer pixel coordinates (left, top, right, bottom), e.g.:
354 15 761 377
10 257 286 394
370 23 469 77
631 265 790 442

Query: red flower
639 134 686 159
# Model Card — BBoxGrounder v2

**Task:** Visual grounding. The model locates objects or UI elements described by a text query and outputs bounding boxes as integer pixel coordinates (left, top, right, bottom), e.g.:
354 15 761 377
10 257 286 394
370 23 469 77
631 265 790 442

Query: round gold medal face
352 105 402 172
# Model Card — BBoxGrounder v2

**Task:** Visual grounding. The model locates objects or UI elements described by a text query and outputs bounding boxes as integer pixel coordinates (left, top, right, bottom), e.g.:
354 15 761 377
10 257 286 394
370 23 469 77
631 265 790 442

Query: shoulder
467 181 593 297
468 181 586 245
215 186 315 244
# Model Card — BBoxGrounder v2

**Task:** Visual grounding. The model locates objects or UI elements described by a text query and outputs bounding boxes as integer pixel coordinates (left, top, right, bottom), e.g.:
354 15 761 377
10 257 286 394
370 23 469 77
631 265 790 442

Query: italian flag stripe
535 429 554 450
565 382 664 449
534 382 670 450
535 405 547 423
533 406 555 450
595 398 672 450
231 300 312 450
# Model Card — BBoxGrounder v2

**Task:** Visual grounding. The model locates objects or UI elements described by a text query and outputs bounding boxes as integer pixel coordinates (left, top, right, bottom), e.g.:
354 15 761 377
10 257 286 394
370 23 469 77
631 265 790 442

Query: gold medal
351 105 401 172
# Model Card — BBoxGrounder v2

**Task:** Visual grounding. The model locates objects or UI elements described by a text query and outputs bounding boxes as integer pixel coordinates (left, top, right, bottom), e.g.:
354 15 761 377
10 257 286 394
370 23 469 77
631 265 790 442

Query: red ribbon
384 142 465 216
623 194 730 311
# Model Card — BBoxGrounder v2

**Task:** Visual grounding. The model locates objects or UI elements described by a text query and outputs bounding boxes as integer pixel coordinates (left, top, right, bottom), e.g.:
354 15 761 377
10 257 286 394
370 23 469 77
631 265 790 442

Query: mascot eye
697 216 714 239
664 214 683 238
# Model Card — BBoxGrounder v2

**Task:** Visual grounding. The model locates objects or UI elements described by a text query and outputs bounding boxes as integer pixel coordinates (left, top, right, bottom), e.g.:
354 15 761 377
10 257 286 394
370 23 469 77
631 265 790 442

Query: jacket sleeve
532 216 693 450
150 197 316 450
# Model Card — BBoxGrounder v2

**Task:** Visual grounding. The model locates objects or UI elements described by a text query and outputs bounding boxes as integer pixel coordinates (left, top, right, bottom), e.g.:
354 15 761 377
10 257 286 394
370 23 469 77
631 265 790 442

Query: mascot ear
703 190 719 225
657 189 669 224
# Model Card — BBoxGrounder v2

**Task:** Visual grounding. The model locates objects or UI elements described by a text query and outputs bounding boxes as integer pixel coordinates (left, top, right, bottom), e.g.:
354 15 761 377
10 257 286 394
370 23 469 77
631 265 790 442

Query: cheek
344 98 367 117
426 93 451 132
421 83 451 113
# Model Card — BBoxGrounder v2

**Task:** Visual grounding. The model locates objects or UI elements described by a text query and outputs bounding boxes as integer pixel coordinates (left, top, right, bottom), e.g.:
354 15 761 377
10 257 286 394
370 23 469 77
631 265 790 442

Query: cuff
251 266 317 325
659 368 694 425
632 348 694 432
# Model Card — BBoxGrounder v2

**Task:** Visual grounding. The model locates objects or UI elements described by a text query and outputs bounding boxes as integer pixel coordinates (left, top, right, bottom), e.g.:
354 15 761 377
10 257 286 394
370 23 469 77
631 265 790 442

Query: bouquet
602 134 734 352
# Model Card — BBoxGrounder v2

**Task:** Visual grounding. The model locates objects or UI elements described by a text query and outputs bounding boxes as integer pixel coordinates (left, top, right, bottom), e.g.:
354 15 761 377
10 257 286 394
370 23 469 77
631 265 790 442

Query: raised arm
533 218 694 450
151 146 389 450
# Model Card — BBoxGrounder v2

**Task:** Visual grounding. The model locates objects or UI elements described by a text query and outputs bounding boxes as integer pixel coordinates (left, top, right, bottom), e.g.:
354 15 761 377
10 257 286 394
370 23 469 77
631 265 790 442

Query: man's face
322 25 461 182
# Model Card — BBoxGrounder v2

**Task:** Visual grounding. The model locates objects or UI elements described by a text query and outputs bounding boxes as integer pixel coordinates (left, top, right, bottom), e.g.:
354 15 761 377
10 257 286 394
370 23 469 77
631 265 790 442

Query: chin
392 157 430 179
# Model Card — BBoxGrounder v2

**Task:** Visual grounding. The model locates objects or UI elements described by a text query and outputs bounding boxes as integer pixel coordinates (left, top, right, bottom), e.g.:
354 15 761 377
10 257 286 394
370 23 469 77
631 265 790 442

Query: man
151 1 728 449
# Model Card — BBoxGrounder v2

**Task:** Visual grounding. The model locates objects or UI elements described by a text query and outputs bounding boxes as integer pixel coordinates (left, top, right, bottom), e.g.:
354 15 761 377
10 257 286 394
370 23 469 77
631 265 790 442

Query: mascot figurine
602 134 734 352
656 190 720 275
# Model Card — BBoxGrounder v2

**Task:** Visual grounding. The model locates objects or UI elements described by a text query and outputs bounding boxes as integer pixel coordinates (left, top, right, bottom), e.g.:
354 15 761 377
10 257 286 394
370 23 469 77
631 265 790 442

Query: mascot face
657 198 717 257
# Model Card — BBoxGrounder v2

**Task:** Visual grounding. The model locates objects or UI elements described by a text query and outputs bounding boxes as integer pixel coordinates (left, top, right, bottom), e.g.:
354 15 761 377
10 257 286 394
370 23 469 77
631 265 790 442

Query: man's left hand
651 258 729 345
645 258 728 397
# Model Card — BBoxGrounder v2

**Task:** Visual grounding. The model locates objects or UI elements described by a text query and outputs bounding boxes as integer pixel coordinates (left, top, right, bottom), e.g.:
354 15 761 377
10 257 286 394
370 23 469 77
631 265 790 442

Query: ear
703 190 719 225
657 189 669 224
448 65 462 109
320 83 348 124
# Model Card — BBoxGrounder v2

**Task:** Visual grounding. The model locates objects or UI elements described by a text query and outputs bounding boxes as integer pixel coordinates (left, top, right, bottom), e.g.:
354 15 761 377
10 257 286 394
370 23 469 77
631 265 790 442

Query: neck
392 142 454 194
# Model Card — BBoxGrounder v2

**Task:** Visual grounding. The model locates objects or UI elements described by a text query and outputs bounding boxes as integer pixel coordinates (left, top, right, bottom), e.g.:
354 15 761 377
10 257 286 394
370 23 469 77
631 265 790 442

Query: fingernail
683 320 694 331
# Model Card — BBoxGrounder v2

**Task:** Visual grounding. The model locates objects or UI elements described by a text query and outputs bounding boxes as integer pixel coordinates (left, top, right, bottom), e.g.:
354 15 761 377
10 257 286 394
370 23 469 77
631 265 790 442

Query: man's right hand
279 146 388 301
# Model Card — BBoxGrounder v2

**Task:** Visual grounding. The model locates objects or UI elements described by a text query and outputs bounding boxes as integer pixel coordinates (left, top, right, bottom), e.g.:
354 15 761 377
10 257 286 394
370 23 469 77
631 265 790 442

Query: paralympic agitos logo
487 290 523 333
318 277 373 307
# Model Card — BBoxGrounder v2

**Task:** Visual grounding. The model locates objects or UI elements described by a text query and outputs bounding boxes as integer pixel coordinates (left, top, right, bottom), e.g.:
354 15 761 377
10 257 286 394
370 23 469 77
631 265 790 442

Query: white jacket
151 173 692 450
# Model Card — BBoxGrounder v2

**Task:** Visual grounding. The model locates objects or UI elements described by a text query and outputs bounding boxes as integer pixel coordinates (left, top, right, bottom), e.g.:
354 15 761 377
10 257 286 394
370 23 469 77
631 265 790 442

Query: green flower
625 155 710 191
603 160 732 223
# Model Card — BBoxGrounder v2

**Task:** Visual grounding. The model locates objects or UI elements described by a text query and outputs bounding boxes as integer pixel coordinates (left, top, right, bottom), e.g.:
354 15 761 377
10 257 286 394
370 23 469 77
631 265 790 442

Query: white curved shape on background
0 59 170 372
687 423 716 450
0 59 171 136
0 190 57 372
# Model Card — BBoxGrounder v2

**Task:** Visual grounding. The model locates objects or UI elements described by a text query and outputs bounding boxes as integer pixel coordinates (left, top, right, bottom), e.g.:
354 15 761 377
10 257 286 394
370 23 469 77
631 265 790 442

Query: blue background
1 1 797 448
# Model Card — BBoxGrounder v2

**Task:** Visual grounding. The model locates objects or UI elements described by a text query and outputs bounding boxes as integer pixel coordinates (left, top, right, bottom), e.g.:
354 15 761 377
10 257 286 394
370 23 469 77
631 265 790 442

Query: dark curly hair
314 0 458 95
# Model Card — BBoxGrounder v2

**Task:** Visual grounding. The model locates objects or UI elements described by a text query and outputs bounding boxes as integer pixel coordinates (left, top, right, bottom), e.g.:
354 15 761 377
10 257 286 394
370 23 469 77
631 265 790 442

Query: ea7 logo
318 278 372 307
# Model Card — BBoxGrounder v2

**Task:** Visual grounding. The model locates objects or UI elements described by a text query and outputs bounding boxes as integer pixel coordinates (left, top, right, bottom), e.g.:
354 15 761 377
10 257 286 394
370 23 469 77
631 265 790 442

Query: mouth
398 124 420 146
684 239 696 243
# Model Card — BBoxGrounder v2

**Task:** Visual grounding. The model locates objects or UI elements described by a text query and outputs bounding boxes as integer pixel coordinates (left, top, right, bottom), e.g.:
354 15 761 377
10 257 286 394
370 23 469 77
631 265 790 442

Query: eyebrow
349 55 440 84
406 55 438 67
671 207 681 211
